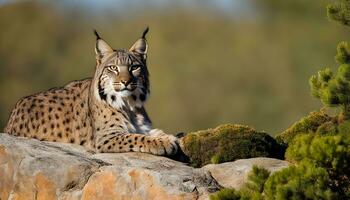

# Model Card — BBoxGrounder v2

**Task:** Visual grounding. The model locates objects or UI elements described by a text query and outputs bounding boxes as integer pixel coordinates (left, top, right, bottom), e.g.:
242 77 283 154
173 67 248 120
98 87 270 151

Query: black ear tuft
94 30 113 61
94 29 101 40
142 27 149 39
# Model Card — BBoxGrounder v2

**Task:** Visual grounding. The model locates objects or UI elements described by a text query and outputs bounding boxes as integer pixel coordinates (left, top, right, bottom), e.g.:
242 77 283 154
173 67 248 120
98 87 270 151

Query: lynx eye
108 65 117 71
130 65 141 71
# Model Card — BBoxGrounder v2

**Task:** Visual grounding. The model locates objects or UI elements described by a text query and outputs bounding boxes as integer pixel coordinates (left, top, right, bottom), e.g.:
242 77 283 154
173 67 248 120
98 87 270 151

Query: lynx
4 28 178 156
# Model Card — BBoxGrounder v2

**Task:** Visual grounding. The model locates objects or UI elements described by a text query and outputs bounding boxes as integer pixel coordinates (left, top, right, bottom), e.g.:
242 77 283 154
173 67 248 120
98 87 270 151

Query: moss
275 111 333 144
181 124 284 167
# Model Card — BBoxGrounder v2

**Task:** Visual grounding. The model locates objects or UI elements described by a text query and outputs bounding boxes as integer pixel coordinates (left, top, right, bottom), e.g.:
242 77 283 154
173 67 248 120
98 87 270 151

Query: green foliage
210 166 269 200
211 159 343 200
286 134 350 171
327 0 350 26
211 120 350 199
210 188 241 200
337 119 350 134
291 31 350 197
276 109 350 144
310 42 350 120
210 1 350 199
276 114 350 198
181 124 284 167
286 134 350 197
315 120 339 135
335 41 350 64
238 166 270 200
275 111 333 144
264 161 335 200
245 166 270 193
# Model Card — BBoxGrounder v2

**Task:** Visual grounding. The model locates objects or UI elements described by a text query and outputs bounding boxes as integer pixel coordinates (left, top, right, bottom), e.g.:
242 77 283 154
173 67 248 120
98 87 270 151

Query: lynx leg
95 132 178 155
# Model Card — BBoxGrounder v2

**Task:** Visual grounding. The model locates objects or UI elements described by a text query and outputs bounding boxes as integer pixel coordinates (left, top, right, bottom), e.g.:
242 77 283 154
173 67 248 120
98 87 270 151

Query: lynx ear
94 30 113 63
129 27 149 59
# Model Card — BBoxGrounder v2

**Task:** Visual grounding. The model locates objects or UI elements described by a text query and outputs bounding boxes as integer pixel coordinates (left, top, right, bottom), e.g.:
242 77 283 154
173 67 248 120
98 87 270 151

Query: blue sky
0 0 251 15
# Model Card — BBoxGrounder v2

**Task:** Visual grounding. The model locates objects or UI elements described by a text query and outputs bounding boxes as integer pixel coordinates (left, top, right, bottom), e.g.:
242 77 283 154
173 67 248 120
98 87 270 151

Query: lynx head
93 28 150 108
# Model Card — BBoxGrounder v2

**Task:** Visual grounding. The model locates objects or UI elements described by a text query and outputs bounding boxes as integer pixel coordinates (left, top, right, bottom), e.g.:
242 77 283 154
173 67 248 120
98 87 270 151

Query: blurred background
0 0 349 135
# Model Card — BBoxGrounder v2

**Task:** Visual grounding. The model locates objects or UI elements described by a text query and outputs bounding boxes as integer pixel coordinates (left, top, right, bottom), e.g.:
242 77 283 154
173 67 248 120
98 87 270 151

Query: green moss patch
275 111 334 144
181 124 284 167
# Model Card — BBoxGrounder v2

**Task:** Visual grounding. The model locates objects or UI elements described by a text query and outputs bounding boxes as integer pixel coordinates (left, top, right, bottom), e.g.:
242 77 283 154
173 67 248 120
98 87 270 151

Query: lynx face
99 51 146 97
94 29 150 108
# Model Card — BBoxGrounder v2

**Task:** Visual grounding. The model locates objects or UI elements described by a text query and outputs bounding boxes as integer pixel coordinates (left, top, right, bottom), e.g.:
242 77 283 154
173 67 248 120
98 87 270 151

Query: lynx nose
121 80 131 86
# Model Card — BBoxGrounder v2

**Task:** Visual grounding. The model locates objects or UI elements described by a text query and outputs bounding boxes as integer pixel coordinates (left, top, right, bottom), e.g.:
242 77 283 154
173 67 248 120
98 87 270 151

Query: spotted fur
4 28 178 156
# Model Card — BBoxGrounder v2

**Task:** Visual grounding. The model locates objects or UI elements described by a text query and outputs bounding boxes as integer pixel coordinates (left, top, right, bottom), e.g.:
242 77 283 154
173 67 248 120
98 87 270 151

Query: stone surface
203 157 290 189
0 133 289 200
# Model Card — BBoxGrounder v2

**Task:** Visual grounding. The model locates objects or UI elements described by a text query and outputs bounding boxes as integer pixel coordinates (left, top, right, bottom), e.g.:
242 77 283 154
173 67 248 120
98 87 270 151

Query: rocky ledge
0 133 289 200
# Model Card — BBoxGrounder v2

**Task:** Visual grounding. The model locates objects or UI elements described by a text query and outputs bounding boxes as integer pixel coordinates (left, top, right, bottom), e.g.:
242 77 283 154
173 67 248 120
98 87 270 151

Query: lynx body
4 28 178 156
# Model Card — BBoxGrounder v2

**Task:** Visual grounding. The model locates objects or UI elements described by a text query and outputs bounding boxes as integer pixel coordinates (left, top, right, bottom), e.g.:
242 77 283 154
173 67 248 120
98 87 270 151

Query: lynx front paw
149 129 167 137
148 130 179 156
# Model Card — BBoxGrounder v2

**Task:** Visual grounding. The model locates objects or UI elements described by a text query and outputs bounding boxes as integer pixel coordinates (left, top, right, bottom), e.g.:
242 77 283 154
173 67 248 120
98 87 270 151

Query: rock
202 157 290 189
0 133 289 200
0 133 218 200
